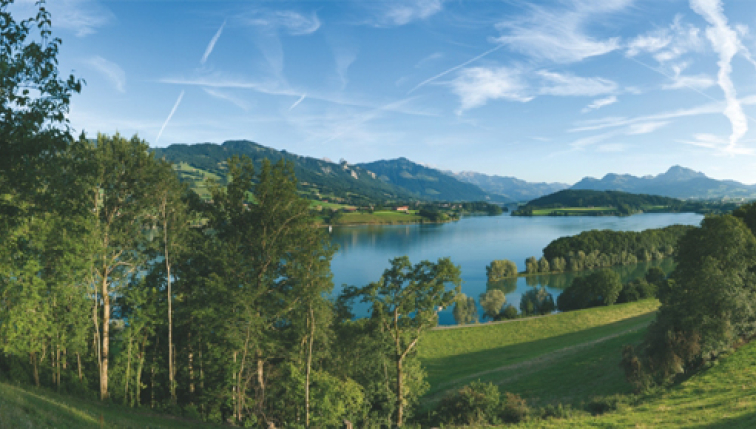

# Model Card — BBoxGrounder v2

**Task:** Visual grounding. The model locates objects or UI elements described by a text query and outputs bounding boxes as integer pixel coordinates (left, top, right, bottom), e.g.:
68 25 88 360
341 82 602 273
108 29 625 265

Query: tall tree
350 256 461 427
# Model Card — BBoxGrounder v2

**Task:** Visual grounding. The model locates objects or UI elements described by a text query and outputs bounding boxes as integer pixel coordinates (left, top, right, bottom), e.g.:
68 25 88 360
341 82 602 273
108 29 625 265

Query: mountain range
571 166 756 199
154 140 755 204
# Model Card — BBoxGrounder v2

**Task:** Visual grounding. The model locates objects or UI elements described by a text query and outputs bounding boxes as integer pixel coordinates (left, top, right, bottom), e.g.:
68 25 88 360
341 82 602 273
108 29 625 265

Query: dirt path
423 319 651 404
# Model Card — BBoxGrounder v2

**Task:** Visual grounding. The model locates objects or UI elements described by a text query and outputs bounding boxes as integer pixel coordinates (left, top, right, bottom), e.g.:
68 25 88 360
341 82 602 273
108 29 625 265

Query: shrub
540 403 573 419
437 381 501 425
486 259 518 281
499 392 529 423
584 396 620 416
498 304 519 320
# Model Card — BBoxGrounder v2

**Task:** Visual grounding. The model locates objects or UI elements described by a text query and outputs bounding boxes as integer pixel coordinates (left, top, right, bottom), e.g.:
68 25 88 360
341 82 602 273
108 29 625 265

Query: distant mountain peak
659 165 707 181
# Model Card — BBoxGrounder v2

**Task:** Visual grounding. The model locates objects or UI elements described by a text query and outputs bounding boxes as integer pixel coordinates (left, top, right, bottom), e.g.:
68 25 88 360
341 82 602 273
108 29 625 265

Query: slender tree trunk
396 357 404 427
56 345 61 391
100 274 110 400
31 353 40 387
76 352 83 381
124 334 133 405
164 214 176 405
188 330 194 396
305 305 315 429
135 335 147 407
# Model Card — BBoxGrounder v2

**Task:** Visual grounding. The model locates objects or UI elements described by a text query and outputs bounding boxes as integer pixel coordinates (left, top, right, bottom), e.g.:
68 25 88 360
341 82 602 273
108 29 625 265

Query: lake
329 212 704 325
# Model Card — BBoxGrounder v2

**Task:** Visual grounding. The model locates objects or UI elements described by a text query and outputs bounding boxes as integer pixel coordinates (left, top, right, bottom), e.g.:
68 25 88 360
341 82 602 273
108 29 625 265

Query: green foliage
436 380 501 425
519 287 556 316
498 304 519 320
557 270 623 312
486 259 518 281
479 290 507 321
500 392 530 423
452 293 478 325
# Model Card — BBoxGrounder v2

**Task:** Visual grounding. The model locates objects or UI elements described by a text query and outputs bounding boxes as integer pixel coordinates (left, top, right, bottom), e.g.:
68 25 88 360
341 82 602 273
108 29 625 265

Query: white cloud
536 71 618 97
691 0 748 150
663 73 716 90
241 10 321 35
582 96 618 113
49 0 113 37
627 121 669 135
626 15 705 63
493 0 631 64
450 67 532 111
289 94 306 111
201 21 226 65
370 0 444 27
679 133 755 155
85 56 125 93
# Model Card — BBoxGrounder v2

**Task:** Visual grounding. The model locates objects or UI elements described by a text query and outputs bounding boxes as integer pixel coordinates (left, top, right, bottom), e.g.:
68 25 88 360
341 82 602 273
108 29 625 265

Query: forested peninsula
512 189 737 216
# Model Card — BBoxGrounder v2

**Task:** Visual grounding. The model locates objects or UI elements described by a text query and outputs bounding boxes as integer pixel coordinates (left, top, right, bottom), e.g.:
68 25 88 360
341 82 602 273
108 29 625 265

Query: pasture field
418 300 659 403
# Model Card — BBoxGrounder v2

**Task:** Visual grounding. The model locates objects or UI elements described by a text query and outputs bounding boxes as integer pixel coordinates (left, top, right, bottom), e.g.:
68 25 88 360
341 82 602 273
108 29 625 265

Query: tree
557 270 622 312
479 290 506 321
486 259 518 281
452 293 478 325
0 0 82 222
519 287 555 316
351 256 461 427
525 256 538 274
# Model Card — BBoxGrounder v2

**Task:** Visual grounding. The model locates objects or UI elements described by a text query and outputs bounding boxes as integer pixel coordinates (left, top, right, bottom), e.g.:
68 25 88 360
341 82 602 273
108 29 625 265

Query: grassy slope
512 339 756 428
418 299 659 400
0 383 223 429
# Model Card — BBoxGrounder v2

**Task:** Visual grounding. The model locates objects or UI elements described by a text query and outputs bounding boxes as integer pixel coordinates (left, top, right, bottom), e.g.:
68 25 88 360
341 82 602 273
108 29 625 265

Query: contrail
408 44 504 94
201 21 226 65
289 93 306 111
156 90 185 143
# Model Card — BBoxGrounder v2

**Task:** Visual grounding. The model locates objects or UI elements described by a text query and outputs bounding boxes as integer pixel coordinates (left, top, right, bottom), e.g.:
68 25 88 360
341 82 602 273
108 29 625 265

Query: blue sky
20 0 756 184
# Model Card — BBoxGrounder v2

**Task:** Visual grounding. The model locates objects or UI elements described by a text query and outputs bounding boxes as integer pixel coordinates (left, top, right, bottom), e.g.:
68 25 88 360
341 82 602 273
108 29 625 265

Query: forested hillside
357 157 509 202
154 140 417 203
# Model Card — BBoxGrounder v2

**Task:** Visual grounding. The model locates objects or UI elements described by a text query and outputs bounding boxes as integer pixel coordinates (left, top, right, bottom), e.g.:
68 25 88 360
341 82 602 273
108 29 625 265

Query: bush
557 270 622 312
584 396 620 416
437 381 501 425
500 392 529 423
486 259 518 281
497 304 519 320
540 403 573 420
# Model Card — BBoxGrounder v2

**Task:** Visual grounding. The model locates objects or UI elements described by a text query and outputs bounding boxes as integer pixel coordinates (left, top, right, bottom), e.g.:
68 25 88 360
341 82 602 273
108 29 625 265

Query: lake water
329 212 704 325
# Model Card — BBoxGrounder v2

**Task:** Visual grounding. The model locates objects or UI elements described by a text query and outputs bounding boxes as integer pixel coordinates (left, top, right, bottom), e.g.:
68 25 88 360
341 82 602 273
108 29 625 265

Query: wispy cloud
289 94 306 111
570 101 722 133
368 0 444 27
627 121 669 135
493 0 631 64
202 88 249 111
450 67 532 112
160 75 436 117
625 15 704 63
690 0 748 150
582 96 618 113
156 90 185 144
48 0 113 37
201 21 226 65
85 56 125 93
536 71 617 97
409 44 504 94
239 9 320 35
679 133 755 155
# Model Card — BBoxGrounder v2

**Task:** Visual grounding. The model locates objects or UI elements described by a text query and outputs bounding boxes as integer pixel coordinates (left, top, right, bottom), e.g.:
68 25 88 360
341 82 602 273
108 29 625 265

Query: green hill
513 189 682 216
357 157 509 202
153 140 418 204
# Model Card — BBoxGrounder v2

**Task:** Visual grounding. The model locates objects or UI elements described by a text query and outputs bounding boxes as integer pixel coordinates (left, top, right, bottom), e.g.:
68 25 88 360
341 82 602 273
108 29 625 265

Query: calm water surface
329 213 703 325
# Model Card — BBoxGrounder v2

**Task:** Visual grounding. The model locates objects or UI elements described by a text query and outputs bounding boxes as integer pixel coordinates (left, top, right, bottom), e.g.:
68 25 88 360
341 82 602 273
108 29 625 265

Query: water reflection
329 213 701 325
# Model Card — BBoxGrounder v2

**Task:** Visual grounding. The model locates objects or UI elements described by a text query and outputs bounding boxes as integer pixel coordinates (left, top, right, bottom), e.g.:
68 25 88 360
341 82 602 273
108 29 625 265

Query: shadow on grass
421 312 655 396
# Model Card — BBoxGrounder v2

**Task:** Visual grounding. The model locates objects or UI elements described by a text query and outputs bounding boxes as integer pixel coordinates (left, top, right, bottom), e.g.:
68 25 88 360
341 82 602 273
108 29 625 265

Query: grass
418 300 660 400
331 210 427 225
0 382 223 429
507 339 756 428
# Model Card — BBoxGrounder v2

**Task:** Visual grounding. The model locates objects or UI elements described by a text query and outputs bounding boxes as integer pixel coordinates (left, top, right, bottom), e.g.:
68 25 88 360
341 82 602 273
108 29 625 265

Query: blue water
328 212 703 325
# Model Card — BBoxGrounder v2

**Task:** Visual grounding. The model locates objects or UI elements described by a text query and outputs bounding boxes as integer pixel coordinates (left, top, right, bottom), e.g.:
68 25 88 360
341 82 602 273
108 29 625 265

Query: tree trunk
305 305 315 429
165 217 176 405
188 330 194 396
124 334 133 405
76 352 83 381
31 353 40 387
396 357 404 427
100 275 110 400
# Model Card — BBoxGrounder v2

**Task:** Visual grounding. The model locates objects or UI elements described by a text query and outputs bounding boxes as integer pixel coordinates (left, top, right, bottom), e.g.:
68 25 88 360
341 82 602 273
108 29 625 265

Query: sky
17 0 756 184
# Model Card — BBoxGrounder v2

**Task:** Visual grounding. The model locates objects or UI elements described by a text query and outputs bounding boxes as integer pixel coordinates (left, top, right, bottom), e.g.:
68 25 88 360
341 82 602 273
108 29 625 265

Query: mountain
572 166 756 199
356 158 508 202
448 171 569 202
153 140 418 203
